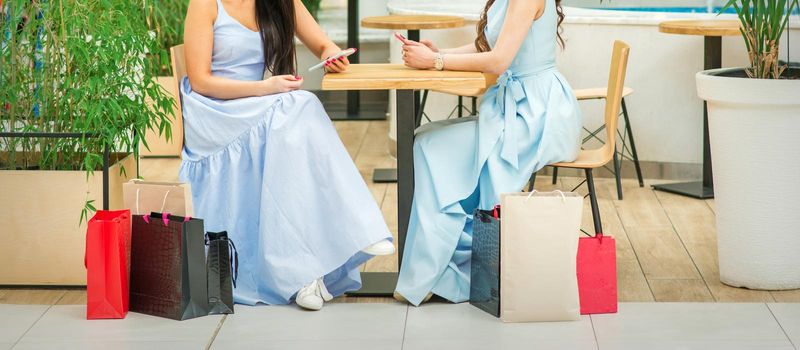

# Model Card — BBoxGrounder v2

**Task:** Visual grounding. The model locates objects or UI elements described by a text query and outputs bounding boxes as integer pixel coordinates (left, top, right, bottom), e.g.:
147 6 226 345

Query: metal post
396 89 416 267
702 36 720 190
347 0 360 116
585 169 603 235
621 98 644 187
103 144 110 211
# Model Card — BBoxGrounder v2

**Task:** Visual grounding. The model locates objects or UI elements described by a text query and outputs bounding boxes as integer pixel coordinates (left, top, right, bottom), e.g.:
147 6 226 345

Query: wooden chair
532 41 631 236
551 84 643 200
169 44 186 154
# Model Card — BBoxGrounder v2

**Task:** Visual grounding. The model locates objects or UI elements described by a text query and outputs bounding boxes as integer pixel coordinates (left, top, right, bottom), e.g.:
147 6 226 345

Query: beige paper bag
500 191 583 322
123 180 194 217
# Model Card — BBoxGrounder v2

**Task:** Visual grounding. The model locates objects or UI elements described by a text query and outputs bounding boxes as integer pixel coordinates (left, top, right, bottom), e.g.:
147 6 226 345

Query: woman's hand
402 42 438 70
419 39 439 53
320 48 350 73
262 75 304 94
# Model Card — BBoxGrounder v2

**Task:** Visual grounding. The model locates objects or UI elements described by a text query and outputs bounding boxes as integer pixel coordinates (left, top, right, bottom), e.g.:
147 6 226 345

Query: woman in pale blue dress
179 0 393 310
395 0 582 305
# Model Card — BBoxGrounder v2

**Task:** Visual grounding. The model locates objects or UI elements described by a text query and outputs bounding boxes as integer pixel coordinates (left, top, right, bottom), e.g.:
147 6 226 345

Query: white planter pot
696 68 800 290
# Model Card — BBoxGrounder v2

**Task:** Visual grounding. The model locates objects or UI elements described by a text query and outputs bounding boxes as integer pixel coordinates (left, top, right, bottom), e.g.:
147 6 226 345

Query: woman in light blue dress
179 0 393 310
395 0 582 305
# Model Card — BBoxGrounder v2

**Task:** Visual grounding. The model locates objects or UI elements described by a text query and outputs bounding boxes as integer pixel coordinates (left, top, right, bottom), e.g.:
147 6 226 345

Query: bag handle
134 188 173 215
205 232 240 288
524 189 567 203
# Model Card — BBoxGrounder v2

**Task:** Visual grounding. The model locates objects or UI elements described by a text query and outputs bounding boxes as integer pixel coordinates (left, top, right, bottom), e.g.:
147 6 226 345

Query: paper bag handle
135 188 173 215
524 189 567 203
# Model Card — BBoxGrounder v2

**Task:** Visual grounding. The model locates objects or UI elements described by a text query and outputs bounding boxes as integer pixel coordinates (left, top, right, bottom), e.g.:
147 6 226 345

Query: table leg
349 89 416 296
371 29 423 184
652 36 719 199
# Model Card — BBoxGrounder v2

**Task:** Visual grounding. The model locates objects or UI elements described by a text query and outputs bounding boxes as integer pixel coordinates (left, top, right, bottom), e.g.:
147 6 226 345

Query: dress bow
495 70 527 170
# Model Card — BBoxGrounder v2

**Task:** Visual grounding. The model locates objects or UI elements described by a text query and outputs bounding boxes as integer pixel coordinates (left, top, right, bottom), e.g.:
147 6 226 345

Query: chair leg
528 171 537 192
416 90 429 127
585 169 603 235
458 96 464 118
621 98 644 187
613 146 623 200
551 167 559 185
471 97 477 116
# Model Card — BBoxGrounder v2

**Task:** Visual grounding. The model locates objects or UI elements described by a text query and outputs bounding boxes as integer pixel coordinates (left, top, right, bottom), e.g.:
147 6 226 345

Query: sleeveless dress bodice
210 0 264 81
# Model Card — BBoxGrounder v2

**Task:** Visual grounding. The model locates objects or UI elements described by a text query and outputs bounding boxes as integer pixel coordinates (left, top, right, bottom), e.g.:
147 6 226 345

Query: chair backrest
166 44 187 152
599 40 631 164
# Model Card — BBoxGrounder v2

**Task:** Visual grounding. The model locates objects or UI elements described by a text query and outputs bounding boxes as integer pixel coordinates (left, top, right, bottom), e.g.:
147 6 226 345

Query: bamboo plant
0 0 174 221
144 0 189 76
722 0 800 78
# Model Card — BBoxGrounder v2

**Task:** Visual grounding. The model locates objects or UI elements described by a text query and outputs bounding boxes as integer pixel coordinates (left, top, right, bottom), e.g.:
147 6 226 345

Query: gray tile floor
2 303 798 350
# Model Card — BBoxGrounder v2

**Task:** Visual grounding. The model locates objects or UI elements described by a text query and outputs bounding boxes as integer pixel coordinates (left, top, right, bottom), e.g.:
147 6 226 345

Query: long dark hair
475 0 565 52
255 0 296 75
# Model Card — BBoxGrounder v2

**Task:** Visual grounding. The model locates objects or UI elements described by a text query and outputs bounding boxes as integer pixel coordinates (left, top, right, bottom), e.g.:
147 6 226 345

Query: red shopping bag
85 210 132 320
577 233 617 315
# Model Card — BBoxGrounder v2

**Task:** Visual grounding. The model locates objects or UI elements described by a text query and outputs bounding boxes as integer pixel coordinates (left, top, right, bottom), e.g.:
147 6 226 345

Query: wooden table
654 20 741 200
361 15 467 183
323 64 487 295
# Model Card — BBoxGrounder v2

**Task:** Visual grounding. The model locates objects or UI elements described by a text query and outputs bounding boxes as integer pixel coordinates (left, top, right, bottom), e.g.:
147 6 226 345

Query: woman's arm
403 0 544 75
294 0 349 72
183 0 302 99
421 40 478 55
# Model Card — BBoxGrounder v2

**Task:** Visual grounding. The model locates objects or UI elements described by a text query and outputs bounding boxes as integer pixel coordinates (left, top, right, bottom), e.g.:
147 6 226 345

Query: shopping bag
123 180 193 217
206 231 238 315
129 212 210 320
500 191 583 322
470 206 501 317
578 234 617 314
85 210 132 320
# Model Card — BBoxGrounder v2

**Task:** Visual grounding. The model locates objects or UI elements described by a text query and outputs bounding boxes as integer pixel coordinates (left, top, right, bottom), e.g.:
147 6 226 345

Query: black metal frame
348 89 416 296
550 97 644 200
0 132 110 210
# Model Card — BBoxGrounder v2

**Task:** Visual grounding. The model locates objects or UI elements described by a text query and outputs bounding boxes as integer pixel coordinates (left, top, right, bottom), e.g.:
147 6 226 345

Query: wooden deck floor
3 120 798 305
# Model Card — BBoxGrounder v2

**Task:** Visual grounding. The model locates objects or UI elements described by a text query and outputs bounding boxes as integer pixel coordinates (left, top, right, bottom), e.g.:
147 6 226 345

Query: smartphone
308 48 357 72
394 32 411 44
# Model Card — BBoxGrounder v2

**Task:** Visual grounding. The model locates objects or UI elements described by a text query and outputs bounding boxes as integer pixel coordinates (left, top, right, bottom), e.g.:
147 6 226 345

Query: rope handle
134 188 173 215
524 189 567 203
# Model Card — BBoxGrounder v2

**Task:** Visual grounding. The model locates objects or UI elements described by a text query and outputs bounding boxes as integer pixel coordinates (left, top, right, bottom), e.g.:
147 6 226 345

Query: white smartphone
308 48 357 72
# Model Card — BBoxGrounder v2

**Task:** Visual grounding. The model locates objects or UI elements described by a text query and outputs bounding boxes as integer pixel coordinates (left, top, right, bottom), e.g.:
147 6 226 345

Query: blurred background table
653 19 740 199
361 15 466 183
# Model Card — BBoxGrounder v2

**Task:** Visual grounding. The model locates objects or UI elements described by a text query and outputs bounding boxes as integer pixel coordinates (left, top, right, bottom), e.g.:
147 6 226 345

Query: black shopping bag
130 212 210 320
206 231 238 315
470 206 501 317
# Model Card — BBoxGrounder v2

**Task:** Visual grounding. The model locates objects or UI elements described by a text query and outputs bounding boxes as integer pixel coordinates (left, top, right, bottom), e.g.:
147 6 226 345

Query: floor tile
0 305 49 346
592 303 794 350
11 340 206 350
0 343 12 350
211 303 406 349
768 303 800 348
402 303 597 350
15 305 222 349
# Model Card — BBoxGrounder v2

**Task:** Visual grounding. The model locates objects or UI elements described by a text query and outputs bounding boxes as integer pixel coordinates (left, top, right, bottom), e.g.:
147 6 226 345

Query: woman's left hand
402 42 437 70
321 50 350 73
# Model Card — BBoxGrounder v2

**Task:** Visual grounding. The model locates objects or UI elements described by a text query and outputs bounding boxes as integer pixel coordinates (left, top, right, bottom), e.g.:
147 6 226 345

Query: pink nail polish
295 75 302 80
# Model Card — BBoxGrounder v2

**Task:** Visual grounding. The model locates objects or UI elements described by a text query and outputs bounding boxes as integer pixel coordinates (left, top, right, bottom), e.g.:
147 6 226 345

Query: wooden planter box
0 154 137 285
140 76 183 158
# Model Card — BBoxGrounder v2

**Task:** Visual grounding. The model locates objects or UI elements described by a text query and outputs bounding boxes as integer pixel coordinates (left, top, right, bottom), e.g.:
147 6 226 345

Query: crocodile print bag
470 206 501 317
206 231 238 315
130 212 210 320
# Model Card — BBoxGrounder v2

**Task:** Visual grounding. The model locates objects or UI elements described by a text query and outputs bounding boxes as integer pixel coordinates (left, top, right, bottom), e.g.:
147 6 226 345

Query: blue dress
178 0 391 306
395 0 582 306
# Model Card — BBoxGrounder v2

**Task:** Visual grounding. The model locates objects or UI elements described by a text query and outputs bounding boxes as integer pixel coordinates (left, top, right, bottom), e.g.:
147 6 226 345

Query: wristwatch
434 53 445 71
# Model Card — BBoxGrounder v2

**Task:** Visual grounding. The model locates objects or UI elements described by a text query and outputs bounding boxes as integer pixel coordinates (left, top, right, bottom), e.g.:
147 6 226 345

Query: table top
321 64 488 95
361 15 465 30
659 19 741 37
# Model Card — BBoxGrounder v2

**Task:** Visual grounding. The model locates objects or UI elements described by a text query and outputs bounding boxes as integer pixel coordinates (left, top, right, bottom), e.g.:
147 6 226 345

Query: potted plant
696 0 800 290
0 0 173 285
303 0 323 20
140 0 189 157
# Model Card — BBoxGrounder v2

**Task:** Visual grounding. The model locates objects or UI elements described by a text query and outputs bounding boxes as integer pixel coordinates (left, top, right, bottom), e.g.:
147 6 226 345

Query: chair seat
550 149 609 169
574 86 634 100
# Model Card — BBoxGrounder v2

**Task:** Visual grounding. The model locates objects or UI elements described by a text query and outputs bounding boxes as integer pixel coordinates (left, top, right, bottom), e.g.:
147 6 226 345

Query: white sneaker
361 239 396 256
296 278 333 311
